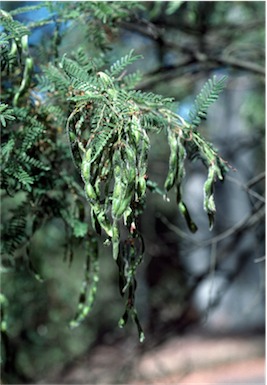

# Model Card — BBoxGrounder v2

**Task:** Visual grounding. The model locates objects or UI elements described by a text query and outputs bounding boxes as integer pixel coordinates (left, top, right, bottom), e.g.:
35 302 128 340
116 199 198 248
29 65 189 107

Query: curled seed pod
81 147 93 183
113 190 132 219
94 176 101 198
135 131 150 201
112 174 133 220
177 137 186 184
164 130 178 191
137 175 146 200
92 203 112 237
85 147 92 162
85 182 97 202
112 168 127 219
123 142 136 167
131 114 141 148
203 166 217 230
171 137 197 232
69 237 99 329
81 158 90 182
112 220 120 260
91 208 102 235
112 147 136 220
178 201 198 233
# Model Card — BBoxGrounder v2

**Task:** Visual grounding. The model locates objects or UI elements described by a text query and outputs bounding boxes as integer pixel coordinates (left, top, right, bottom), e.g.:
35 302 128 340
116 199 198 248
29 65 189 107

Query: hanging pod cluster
79 111 149 260
77 107 149 340
57 52 228 339
164 127 198 233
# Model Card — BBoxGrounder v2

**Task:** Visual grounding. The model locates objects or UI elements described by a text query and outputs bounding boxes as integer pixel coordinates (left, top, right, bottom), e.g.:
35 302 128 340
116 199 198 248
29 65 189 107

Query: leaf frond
189 75 228 129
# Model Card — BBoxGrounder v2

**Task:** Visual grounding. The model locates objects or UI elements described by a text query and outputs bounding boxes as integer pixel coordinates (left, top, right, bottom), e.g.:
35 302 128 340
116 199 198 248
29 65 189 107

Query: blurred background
1 1 265 384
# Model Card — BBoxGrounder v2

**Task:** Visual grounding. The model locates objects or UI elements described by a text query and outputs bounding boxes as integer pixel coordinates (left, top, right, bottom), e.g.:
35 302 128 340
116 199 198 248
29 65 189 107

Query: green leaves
0 104 15 127
189 75 228 129
107 49 143 78
203 164 224 230
0 10 30 40
1 11 229 341
52 51 229 335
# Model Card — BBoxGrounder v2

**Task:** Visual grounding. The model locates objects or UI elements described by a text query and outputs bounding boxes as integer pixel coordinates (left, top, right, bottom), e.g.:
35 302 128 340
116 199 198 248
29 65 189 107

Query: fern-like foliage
107 49 143 77
0 10 30 40
35 49 228 338
1 2 229 343
189 75 228 129
0 104 15 127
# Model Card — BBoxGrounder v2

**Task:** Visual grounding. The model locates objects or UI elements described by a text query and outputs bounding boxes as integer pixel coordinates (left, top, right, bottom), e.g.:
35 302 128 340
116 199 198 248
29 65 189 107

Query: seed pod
85 147 92 162
81 158 90 182
177 137 186 184
137 176 146 199
131 114 141 148
164 131 178 191
112 175 132 220
135 130 149 201
178 201 198 233
175 137 186 201
92 203 112 237
112 220 120 260
69 237 99 329
203 166 216 230
123 143 136 167
112 146 136 220
85 182 97 202
113 191 132 219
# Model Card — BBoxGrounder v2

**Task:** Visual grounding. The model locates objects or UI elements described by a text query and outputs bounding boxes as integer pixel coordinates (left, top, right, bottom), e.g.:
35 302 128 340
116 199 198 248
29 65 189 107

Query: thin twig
247 171 265 188
159 202 265 248
226 175 265 203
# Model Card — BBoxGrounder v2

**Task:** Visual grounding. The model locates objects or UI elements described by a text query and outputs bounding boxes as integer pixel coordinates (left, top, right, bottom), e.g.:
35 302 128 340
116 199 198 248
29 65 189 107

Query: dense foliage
1 1 264 383
0 2 229 341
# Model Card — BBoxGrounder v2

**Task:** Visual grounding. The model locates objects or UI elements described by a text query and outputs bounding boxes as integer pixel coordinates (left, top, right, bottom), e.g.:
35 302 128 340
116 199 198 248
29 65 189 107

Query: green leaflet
89 122 115 164
106 49 143 78
189 75 228 129
0 104 15 127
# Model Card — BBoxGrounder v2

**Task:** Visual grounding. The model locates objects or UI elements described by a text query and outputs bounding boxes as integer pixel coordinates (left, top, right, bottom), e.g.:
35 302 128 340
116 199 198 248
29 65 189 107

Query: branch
159 201 265 248
121 21 265 78
247 171 265 188
211 55 265 76
226 175 265 203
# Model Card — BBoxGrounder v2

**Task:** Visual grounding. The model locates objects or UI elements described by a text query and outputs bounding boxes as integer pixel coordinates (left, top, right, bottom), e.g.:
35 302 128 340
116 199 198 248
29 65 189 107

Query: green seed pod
178 201 198 233
85 183 97 201
131 115 141 148
123 144 136 168
112 221 120 260
92 204 112 237
177 137 186 183
85 147 92 163
164 130 178 191
94 176 101 197
203 167 216 230
137 176 146 199
81 158 90 182
136 133 149 189
113 192 132 219
126 166 136 187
